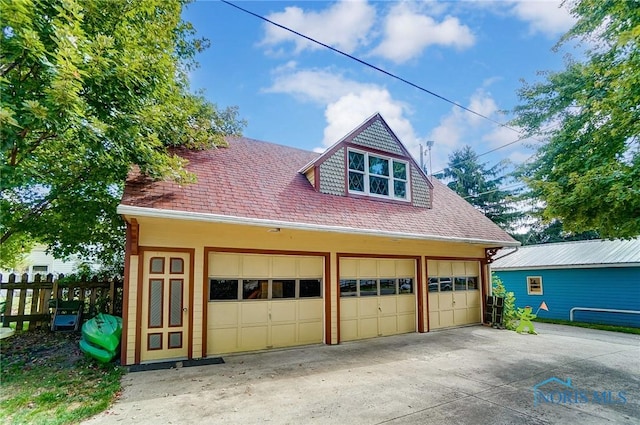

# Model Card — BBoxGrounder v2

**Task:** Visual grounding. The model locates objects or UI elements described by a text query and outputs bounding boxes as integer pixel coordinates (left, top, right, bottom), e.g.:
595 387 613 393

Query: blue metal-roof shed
491 239 640 327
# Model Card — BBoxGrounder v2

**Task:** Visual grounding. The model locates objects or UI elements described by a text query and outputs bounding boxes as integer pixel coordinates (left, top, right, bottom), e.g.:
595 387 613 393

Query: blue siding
494 267 640 327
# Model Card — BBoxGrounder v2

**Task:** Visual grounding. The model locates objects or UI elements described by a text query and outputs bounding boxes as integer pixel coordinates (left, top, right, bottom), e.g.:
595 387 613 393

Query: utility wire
462 182 528 200
220 0 525 136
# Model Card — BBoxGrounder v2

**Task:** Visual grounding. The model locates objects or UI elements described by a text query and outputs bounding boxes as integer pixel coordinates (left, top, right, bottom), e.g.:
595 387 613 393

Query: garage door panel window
340 278 414 297
340 279 358 297
428 276 479 292
210 279 322 301
380 279 397 295
399 278 413 294
360 279 377 296
272 280 296 299
467 277 478 290
244 280 268 300
300 279 322 297
210 279 239 300
440 278 453 292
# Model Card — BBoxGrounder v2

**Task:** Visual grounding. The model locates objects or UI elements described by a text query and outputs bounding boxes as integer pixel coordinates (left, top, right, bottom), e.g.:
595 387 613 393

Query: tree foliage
440 145 523 232
513 0 640 238
0 0 245 268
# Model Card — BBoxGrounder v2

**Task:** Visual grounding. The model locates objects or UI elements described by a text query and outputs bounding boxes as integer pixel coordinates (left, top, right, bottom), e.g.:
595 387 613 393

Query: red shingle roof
120 137 517 245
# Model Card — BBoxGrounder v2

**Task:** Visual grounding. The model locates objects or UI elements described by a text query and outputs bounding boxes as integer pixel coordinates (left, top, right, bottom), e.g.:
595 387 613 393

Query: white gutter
117 204 521 247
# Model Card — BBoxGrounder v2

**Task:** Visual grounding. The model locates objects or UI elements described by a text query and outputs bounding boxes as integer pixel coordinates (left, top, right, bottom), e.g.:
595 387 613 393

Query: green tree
513 0 640 238
440 145 523 232
0 0 245 267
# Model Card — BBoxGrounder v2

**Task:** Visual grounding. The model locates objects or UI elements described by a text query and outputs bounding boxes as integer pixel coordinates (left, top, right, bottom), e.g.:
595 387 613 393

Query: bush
492 274 517 330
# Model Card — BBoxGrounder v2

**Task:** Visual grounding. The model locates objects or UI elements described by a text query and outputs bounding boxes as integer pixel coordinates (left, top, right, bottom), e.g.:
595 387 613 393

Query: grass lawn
533 317 640 335
0 330 124 425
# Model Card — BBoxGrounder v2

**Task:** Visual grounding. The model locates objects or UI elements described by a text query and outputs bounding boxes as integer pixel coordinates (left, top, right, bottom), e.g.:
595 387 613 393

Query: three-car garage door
339 258 417 341
207 253 324 355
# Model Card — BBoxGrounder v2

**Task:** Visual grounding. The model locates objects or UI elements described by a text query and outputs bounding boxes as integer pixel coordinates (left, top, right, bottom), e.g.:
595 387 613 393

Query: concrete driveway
84 324 639 424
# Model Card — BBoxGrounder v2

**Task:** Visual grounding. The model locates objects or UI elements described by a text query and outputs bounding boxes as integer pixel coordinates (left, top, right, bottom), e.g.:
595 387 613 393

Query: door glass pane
455 277 467 291
150 258 164 274
210 279 238 300
368 156 389 176
359 279 377 296
380 279 397 295
399 278 414 294
340 279 357 297
243 280 267 300
272 280 295 299
149 279 163 327
170 258 184 274
169 279 183 326
300 279 322 298
168 332 182 349
148 333 162 350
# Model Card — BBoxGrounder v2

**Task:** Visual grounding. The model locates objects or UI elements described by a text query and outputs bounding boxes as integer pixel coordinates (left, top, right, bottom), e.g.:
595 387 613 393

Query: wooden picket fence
0 273 123 331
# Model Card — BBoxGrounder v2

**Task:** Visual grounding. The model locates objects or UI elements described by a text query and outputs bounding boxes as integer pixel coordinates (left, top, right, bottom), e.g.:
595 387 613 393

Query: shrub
492 274 517 330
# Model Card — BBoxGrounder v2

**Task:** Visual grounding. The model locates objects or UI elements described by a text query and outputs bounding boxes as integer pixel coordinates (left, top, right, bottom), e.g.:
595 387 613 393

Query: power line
220 0 525 136
430 121 560 176
462 182 528 200
220 0 559 178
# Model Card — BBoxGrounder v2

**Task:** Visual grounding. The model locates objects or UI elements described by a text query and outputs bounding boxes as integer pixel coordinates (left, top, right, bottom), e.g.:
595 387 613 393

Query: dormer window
348 149 409 201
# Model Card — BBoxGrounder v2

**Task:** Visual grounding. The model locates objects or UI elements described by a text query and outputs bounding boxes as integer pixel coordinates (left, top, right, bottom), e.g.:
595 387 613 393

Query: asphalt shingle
120 136 517 245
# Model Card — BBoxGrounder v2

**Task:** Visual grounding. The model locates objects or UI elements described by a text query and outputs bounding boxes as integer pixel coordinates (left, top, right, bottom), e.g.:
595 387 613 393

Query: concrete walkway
84 324 640 424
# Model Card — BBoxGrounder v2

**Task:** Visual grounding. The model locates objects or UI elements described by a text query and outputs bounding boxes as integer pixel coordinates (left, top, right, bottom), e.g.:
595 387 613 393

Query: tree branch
0 197 52 245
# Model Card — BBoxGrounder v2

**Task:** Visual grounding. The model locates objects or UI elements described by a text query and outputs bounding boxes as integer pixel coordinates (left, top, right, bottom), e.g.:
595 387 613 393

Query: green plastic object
79 313 123 362
79 337 116 363
82 313 122 353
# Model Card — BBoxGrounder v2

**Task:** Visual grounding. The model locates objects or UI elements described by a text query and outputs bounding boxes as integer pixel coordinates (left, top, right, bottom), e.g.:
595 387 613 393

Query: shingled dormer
299 113 433 208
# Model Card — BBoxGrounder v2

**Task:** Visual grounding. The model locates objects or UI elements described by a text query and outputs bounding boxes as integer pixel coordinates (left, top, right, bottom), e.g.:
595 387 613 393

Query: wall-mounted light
268 228 281 233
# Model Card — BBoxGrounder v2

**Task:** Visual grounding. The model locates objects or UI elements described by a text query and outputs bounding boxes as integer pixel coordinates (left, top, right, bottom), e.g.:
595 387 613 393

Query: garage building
118 113 518 365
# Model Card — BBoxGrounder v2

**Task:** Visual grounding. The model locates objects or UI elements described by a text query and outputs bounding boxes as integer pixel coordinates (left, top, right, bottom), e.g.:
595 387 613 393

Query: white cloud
371 2 475 63
426 89 521 174
263 65 421 157
510 0 575 37
264 64 374 105
260 0 376 54
322 89 417 149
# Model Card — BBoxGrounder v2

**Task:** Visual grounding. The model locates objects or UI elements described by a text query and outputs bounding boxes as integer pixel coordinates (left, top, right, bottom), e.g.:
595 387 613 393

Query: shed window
527 276 543 295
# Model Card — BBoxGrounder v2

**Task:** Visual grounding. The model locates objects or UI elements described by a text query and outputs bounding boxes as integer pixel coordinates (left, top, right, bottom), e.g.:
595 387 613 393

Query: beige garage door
340 258 416 341
427 260 481 329
207 253 324 355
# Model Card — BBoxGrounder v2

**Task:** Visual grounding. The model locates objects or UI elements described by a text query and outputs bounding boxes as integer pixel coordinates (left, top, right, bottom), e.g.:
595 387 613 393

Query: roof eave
492 263 640 271
117 204 520 247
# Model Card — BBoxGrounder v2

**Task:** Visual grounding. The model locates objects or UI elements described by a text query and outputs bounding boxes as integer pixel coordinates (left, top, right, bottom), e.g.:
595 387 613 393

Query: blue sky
182 0 576 175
